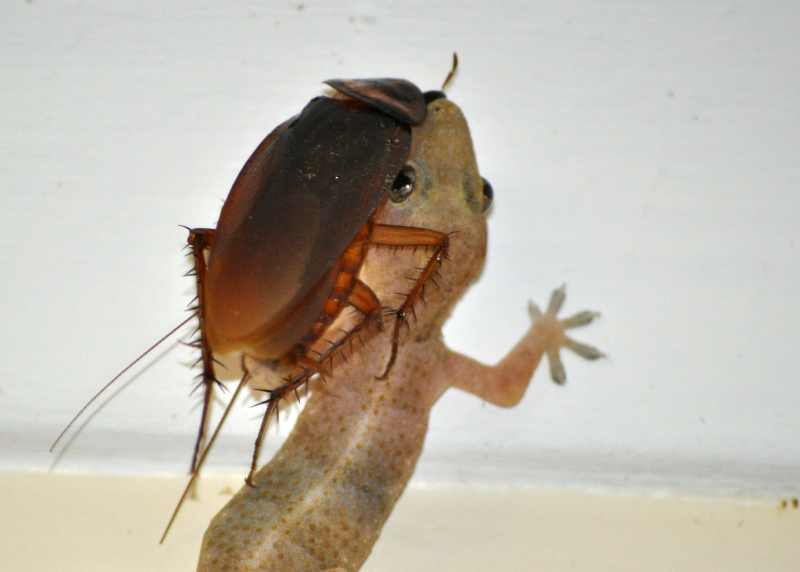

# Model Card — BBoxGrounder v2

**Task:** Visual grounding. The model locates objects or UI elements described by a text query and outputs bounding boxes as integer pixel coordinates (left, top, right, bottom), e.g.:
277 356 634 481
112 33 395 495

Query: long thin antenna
160 371 249 544
49 315 194 453
441 52 459 91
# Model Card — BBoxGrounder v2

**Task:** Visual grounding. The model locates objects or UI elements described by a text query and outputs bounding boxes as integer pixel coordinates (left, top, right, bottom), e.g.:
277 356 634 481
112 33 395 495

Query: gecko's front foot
528 284 604 384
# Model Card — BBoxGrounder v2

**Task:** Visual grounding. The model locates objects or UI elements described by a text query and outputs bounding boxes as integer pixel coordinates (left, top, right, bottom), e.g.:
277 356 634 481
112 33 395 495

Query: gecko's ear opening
323 78 426 125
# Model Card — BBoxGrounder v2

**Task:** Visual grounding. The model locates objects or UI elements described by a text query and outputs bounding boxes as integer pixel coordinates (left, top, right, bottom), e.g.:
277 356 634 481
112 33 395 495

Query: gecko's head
368 95 491 332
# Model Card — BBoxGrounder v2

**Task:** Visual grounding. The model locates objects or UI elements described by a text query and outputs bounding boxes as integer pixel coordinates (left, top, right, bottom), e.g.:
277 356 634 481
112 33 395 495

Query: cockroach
53 55 462 535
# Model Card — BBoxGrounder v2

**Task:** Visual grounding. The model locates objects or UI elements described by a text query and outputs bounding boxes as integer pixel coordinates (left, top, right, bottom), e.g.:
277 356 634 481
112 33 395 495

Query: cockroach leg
348 278 384 329
160 367 251 544
369 224 449 380
245 394 277 487
323 279 385 368
245 369 312 487
185 227 219 480
370 223 446 249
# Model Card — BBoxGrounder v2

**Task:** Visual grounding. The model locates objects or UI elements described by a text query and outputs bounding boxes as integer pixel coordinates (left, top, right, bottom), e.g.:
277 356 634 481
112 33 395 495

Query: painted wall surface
1 1 798 495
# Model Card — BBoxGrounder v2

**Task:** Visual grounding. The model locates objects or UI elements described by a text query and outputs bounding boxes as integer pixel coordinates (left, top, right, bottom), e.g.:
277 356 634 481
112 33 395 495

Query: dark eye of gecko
481 177 494 212
390 165 416 203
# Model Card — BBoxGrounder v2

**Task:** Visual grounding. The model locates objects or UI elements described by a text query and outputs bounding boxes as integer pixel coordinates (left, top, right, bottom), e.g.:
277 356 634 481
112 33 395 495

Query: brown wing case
204 93 414 359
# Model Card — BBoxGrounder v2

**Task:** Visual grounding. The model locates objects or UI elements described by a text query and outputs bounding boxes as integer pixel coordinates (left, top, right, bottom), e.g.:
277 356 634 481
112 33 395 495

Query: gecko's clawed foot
528 284 604 385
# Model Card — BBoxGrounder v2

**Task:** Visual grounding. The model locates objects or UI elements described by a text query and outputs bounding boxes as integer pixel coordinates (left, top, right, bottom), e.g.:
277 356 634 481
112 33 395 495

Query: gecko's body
197 99 602 571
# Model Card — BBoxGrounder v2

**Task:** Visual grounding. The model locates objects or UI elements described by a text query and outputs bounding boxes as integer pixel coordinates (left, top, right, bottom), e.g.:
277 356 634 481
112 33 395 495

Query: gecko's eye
481 177 493 213
390 165 416 203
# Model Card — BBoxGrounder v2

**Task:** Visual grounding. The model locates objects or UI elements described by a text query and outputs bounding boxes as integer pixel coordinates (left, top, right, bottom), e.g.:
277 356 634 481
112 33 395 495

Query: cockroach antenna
48 316 193 453
441 52 459 91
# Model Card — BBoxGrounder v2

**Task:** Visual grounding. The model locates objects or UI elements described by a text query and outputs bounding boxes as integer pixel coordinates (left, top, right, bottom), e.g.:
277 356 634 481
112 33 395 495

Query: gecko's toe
565 336 605 360
527 300 544 320
547 348 567 384
561 310 601 330
546 283 567 316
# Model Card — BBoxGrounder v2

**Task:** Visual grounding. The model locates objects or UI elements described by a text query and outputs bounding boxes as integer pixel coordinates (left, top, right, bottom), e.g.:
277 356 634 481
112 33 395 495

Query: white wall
1 1 798 496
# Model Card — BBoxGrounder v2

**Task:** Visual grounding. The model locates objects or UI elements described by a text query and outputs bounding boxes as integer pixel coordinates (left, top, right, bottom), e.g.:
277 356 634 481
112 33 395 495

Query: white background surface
1 1 798 496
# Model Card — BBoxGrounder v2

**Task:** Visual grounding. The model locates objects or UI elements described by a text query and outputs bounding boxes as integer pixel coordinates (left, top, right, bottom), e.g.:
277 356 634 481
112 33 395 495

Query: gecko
194 93 603 571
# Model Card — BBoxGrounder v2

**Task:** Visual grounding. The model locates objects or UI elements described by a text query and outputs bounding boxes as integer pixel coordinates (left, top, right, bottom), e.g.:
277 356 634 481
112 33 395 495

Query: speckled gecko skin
197 98 602 572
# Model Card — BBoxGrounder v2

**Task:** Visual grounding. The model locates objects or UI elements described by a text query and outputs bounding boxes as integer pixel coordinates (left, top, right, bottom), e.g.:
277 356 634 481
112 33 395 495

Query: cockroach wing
204 95 413 362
